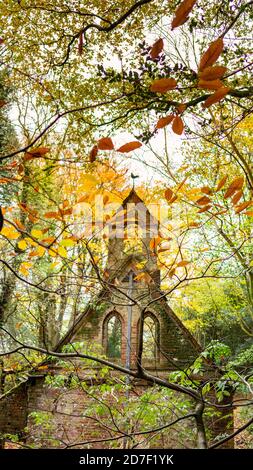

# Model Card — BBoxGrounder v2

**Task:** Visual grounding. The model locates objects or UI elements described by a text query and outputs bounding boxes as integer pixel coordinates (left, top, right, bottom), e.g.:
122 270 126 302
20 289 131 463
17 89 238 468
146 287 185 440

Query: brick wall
0 382 28 437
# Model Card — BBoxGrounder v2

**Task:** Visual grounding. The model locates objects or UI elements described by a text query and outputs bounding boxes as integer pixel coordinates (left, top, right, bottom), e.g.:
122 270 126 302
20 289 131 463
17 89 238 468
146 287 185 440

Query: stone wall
0 382 28 437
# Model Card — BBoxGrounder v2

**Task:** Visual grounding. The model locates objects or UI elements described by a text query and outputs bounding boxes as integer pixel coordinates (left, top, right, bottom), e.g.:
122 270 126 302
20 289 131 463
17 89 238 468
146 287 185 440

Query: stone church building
0 189 233 448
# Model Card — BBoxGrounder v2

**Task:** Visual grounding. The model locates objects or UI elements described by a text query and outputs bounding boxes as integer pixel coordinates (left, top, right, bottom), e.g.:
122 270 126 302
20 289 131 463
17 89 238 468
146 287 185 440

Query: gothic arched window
142 313 159 361
103 313 122 359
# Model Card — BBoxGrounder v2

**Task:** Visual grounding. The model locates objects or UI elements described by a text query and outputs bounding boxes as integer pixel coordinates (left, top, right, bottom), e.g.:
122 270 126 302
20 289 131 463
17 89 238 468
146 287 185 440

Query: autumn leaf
224 176 244 198
171 0 197 30
44 211 59 219
199 65 227 80
89 145 98 163
172 115 184 135
150 38 164 59
156 115 174 129
203 87 231 109
196 195 211 206
201 186 213 195
0 100 7 108
17 239 27 251
150 78 177 93
235 201 252 214
150 236 161 251
198 79 224 90
134 272 153 283
164 188 174 202
97 137 114 150
198 205 212 213
31 229 43 239
1 226 19 239
177 260 190 267
216 175 228 192
117 141 142 153
29 147 50 156
177 103 186 114
199 38 224 71
232 190 243 205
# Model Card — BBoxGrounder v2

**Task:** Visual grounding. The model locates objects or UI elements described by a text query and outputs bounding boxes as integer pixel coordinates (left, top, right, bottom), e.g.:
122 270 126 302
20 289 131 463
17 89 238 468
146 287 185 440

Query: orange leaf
245 211 253 216
224 176 244 199
177 103 186 114
196 195 211 206
199 38 224 71
232 190 243 205
117 141 142 153
89 145 98 163
216 175 228 192
97 137 114 151
203 86 231 109
198 205 212 213
164 188 174 202
201 186 213 195
13 219 25 231
156 115 174 129
199 65 227 80
198 79 224 90
150 78 177 93
169 194 178 204
29 147 50 156
44 211 59 219
235 201 253 214
150 38 164 59
177 260 190 267
172 115 184 135
150 236 161 251
171 0 197 30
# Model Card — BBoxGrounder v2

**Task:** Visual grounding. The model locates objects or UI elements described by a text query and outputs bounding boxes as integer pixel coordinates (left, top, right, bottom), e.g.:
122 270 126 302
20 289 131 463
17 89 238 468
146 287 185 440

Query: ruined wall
0 382 28 437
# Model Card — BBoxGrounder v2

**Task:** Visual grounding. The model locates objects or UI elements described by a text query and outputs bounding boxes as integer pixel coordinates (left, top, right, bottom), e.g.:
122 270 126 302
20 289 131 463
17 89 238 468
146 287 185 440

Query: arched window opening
104 314 122 359
142 314 159 361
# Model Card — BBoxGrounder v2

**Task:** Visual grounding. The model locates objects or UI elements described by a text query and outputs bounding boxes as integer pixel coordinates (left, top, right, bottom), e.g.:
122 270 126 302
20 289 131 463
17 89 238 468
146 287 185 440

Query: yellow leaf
58 246 68 258
60 238 75 247
48 249 57 257
31 229 43 239
177 260 190 267
1 226 19 239
17 239 27 250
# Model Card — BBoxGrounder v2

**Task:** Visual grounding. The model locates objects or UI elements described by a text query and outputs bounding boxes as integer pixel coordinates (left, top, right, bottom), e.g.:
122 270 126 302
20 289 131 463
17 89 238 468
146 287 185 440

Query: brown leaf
97 137 114 151
172 115 184 135
156 115 174 129
196 195 211 206
117 141 142 153
198 205 212 213
235 201 253 214
0 100 7 108
199 38 224 71
198 79 224 90
199 65 227 80
216 175 228 192
171 0 197 30
44 211 59 219
201 186 213 195
150 38 164 59
232 190 243 205
29 147 50 156
89 145 98 163
203 86 231 109
164 188 174 202
150 78 177 93
224 176 244 198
